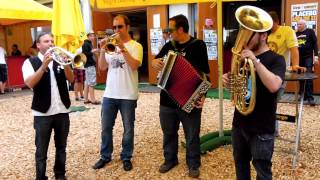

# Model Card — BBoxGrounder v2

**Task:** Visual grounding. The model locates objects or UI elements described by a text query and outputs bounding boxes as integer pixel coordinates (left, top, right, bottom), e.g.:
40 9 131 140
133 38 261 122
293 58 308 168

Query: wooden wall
146 5 168 84
92 11 113 84
285 0 320 93
1 21 50 56
198 3 218 88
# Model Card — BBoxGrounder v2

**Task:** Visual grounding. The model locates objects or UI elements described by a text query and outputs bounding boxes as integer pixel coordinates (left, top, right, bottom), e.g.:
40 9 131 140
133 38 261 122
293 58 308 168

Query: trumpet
46 47 87 68
100 33 120 54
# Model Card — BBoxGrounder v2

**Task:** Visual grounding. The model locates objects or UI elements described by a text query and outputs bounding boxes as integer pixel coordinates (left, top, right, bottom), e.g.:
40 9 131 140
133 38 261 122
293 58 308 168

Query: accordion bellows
158 51 211 113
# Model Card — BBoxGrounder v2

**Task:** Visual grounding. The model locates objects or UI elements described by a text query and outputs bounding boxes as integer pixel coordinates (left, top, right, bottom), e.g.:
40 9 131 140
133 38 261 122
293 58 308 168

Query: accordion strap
170 38 199 54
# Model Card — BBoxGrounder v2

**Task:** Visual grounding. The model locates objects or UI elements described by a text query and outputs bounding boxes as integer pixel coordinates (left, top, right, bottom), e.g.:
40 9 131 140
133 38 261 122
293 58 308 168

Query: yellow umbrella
0 0 52 25
52 0 86 53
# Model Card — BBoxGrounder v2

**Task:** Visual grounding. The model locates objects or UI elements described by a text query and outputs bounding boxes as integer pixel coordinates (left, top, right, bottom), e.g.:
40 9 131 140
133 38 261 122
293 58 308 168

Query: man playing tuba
223 6 286 180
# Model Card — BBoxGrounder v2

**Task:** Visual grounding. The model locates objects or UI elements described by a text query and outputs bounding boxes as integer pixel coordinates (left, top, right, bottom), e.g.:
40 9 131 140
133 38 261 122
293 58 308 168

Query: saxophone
230 5 273 115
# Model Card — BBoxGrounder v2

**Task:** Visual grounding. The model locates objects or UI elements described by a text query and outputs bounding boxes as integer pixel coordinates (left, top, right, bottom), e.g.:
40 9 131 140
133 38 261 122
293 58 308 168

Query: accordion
157 50 211 113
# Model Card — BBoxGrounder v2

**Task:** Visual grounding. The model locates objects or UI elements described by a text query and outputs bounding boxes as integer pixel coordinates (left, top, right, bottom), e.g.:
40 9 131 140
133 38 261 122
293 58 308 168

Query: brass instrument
46 47 87 68
230 5 273 115
103 33 120 54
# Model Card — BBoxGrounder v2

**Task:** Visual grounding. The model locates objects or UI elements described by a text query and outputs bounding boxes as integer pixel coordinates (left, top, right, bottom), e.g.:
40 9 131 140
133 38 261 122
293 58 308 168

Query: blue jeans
159 105 201 168
232 127 274 180
299 57 314 100
34 113 70 180
100 97 137 161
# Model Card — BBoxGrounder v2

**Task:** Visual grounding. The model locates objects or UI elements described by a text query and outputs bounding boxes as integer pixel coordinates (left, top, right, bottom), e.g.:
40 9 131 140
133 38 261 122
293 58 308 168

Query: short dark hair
268 11 279 23
169 14 189 33
36 32 52 43
114 14 130 26
12 44 18 48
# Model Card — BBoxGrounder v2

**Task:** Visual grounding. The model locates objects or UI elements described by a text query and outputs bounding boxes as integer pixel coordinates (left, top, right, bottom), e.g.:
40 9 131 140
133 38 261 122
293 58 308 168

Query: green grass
206 88 230 99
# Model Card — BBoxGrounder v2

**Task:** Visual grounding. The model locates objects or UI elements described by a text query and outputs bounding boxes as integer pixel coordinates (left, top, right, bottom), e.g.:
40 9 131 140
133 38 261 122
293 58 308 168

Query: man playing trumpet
93 14 143 171
22 32 74 180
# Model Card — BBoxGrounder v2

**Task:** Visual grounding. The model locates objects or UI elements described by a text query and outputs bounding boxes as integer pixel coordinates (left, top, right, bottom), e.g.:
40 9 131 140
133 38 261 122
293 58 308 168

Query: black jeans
34 113 70 180
159 105 201 169
232 126 274 180
299 57 314 100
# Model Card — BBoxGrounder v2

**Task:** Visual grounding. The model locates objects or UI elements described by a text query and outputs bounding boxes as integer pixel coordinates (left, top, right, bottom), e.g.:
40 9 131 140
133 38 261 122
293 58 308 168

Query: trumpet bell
235 5 273 32
73 53 87 69
104 33 119 54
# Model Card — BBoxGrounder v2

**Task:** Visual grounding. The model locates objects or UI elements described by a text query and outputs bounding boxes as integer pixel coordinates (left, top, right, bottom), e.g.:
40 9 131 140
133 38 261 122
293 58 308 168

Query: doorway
112 10 149 82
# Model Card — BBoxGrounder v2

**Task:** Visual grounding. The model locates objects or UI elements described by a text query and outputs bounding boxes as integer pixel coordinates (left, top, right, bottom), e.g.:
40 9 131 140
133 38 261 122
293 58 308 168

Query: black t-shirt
155 37 210 108
296 28 319 59
233 50 286 135
82 39 96 67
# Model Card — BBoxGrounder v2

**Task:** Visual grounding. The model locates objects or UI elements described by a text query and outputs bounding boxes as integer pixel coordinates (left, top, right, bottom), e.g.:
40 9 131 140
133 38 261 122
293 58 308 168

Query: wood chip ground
0 90 319 179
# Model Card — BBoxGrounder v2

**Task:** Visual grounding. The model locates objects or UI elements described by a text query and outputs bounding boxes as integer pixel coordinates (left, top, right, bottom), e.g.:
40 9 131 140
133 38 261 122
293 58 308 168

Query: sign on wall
203 29 217 60
150 28 163 55
291 2 318 31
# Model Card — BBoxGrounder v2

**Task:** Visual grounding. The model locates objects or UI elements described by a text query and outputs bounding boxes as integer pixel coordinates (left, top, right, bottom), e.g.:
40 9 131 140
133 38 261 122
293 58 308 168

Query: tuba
230 5 273 115
46 47 87 68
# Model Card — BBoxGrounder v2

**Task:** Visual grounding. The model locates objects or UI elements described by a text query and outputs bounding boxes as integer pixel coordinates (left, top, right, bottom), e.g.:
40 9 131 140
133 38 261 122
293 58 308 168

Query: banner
291 2 318 31
95 0 212 8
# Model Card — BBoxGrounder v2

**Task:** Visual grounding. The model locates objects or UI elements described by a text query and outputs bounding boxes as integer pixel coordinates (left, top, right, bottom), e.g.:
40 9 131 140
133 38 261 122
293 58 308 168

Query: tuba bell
46 47 87 68
230 5 273 115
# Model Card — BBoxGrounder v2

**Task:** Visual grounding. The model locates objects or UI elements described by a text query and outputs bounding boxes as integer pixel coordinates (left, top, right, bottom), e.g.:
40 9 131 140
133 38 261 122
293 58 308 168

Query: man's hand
41 53 53 71
222 72 231 90
290 65 307 73
193 96 205 109
241 49 256 62
152 58 164 71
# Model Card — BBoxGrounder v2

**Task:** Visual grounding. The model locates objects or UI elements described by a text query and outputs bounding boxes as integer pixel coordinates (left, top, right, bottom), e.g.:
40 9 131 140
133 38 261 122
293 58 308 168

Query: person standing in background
11 44 22 56
0 45 7 94
296 19 319 106
82 31 100 105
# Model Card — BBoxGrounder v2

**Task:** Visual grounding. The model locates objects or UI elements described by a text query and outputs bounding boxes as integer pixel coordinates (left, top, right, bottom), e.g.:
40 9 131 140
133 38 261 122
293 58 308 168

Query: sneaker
55 175 67 180
188 167 200 178
309 99 316 106
123 160 133 171
75 97 80 101
159 161 178 173
92 159 111 169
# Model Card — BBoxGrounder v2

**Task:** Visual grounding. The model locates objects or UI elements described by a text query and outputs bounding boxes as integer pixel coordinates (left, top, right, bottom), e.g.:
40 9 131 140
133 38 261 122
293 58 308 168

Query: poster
203 29 217 60
291 3 318 31
150 28 163 55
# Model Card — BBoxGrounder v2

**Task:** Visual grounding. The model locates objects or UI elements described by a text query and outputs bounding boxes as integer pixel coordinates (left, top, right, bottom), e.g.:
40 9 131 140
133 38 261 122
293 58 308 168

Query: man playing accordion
152 14 210 178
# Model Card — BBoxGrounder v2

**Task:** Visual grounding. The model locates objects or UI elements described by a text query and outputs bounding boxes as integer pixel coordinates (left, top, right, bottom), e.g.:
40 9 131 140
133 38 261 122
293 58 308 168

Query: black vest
29 57 71 113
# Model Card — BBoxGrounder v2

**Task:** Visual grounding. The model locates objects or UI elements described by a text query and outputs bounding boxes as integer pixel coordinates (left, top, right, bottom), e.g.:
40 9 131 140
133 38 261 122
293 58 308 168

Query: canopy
52 0 86 53
0 0 52 25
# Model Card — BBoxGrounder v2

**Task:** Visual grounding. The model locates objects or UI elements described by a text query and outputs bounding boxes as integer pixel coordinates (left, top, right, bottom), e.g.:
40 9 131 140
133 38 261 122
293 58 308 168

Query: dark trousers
232 127 274 180
159 105 201 168
299 57 314 100
34 113 70 180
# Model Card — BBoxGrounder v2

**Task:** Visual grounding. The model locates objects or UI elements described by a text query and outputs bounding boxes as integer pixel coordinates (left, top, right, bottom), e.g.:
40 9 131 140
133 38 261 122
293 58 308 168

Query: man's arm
98 49 108 71
290 46 300 68
242 49 284 93
24 54 52 89
63 65 74 82
121 49 141 71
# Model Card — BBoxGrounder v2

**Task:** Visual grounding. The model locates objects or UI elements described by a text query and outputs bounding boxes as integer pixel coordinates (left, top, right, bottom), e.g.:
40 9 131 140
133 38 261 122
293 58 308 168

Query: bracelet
255 58 261 64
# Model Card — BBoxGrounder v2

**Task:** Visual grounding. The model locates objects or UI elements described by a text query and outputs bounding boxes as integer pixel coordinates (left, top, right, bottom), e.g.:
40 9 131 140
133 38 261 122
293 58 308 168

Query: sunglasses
113 25 124 30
